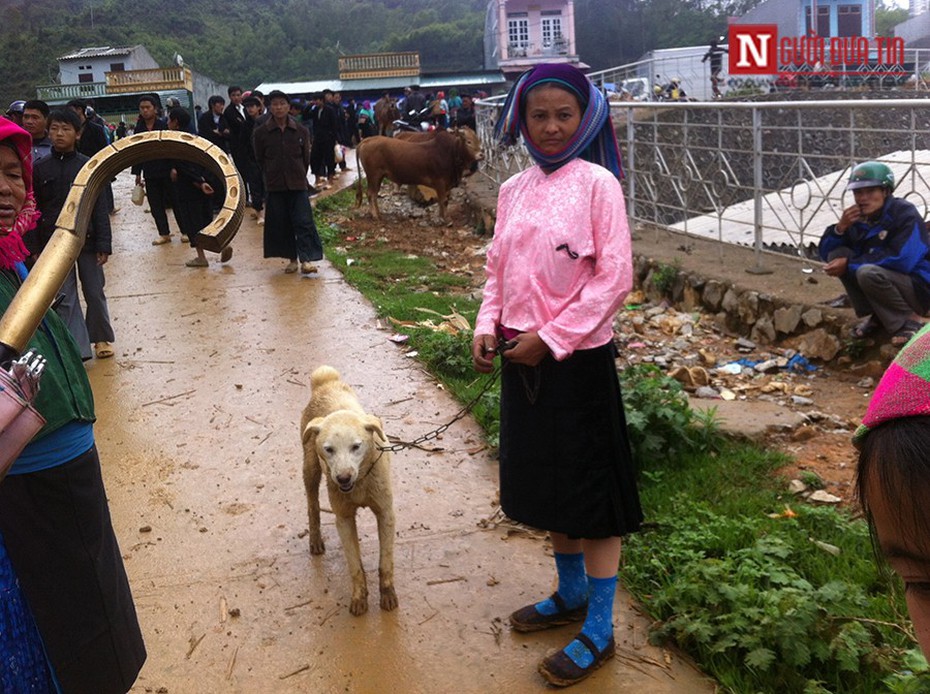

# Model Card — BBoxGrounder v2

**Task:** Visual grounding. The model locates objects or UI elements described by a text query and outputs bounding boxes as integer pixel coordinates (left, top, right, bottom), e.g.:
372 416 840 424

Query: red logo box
729 24 778 75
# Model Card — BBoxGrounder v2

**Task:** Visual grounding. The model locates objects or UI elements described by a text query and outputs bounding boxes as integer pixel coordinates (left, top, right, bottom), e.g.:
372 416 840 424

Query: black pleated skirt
0 446 146 693
499 343 643 539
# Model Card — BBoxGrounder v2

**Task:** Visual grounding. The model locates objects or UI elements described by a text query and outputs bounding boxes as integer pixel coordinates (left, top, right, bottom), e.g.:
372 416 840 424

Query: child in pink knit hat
856 322 930 654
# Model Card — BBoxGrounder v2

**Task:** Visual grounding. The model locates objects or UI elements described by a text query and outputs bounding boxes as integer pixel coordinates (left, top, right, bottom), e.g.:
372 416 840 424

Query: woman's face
524 85 582 156
867 474 930 655
0 145 26 234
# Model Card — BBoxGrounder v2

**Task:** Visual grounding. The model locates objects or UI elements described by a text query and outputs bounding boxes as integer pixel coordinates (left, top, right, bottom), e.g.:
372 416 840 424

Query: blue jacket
819 196 930 310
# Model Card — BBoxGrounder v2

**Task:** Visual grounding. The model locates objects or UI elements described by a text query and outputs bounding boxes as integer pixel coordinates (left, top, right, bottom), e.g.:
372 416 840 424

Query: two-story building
483 0 586 79
731 0 876 56
36 45 227 124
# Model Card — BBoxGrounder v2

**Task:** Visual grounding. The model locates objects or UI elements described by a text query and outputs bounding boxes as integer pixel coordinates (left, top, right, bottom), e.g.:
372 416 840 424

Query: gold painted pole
0 131 243 363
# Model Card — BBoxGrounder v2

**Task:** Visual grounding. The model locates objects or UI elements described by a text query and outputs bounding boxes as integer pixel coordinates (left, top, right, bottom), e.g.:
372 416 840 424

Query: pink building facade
484 0 585 78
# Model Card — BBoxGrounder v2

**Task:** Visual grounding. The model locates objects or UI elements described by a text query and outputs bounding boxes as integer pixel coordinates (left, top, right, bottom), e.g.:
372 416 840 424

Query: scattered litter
810 538 841 556
808 490 842 504
387 333 409 344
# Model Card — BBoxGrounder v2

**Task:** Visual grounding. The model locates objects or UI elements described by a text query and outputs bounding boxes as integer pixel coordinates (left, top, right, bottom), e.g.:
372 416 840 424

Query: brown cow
356 130 482 223
373 96 400 137
392 126 481 159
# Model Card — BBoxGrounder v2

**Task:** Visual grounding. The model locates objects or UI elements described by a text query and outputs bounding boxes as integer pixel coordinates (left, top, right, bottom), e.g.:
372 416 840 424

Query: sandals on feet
850 316 880 339
892 320 924 346
538 633 616 687
510 593 587 633
94 342 114 359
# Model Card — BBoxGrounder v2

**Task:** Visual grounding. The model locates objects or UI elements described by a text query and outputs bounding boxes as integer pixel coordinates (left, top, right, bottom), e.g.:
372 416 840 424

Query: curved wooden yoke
0 131 243 359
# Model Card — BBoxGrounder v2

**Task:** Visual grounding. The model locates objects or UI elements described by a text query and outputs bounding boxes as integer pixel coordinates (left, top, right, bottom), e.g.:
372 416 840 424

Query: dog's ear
363 415 386 444
302 418 325 445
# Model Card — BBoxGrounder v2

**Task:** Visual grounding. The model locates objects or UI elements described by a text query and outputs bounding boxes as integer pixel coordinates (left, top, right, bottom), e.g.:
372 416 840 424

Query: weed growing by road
315 191 926 692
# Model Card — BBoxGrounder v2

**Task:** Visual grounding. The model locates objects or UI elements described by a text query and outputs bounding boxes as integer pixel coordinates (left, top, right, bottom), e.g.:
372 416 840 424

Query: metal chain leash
377 363 503 453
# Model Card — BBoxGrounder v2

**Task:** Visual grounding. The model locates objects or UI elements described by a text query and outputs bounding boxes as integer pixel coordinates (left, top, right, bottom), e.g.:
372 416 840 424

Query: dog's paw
379 586 398 611
349 597 369 616
308 535 325 555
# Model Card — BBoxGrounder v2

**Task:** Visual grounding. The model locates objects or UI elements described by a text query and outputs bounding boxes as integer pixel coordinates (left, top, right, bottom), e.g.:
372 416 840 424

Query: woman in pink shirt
472 64 642 687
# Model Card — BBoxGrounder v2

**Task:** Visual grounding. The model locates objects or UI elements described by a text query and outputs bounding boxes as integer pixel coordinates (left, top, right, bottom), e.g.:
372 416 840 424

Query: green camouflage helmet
846 161 895 191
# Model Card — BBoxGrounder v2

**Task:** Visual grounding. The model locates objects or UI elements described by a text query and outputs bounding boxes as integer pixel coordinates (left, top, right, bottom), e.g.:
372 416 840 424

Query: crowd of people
9 63 930 689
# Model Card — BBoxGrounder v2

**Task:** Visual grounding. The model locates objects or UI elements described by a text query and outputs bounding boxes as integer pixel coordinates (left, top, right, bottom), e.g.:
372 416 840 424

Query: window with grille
508 18 529 49
542 18 563 47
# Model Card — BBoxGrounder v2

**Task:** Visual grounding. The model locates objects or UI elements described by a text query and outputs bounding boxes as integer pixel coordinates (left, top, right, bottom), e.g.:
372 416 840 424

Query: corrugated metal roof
257 72 505 95
60 46 135 60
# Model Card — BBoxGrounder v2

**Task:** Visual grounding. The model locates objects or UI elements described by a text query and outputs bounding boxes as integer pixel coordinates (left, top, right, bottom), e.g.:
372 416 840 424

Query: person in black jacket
131 95 178 245
241 95 266 223
224 86 248 170
310 90 339 188
67 99 115 214
29 108 115 360
167 107 233 268
198 95 230 152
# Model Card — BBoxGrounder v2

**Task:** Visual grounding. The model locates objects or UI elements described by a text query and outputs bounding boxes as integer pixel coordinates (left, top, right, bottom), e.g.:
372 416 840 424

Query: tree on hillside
875 4 909 38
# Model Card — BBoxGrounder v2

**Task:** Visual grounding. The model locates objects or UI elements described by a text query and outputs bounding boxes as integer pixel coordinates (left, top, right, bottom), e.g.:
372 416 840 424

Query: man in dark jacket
252 90 322 275
67 98 114 214
22 99 52 162
310 90 339 188
198 95 230 152
131 95 178 244
820 160 930 346
225 86 249 171
452 93 477 131
29 109 115 360
241 95 266 223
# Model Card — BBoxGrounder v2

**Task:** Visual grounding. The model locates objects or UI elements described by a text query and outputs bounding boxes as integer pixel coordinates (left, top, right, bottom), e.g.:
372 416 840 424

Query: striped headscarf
0 118 39 270
494 63 623 179
854 322 930 445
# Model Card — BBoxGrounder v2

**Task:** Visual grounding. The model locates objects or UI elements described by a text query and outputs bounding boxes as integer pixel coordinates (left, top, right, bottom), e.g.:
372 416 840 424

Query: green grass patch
315 192 929 693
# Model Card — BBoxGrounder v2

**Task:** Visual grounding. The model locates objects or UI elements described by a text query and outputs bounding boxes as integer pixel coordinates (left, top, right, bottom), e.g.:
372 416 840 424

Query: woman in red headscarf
0 117 55 693
0 118 145 693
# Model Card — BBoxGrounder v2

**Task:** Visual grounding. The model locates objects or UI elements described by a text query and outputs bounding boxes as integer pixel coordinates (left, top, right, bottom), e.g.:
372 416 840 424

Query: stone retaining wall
633 255 880 365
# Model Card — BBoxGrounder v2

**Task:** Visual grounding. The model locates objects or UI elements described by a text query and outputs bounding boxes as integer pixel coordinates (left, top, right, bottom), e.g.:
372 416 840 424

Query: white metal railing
475 97 930 269
583 47 930 103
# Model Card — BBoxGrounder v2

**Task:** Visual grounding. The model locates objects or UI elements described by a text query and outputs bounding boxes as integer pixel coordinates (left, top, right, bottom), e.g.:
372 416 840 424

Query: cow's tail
355 144 364 208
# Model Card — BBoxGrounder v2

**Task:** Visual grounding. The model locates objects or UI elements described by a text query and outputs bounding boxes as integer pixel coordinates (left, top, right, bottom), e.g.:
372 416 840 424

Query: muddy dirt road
78 168 713 693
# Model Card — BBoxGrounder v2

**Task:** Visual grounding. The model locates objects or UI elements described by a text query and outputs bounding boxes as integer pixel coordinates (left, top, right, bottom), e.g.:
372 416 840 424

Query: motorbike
392 106 435 133
652 75 691 102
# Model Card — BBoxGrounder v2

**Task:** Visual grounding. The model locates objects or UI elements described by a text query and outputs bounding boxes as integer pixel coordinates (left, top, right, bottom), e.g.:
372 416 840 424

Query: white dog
300 365 398 616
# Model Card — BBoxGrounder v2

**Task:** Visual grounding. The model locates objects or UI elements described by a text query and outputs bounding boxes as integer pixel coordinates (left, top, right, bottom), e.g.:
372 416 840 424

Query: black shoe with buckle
509 592 587 633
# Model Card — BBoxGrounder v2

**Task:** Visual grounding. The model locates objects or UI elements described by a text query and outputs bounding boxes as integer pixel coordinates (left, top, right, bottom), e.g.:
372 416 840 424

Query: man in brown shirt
252 90 322 274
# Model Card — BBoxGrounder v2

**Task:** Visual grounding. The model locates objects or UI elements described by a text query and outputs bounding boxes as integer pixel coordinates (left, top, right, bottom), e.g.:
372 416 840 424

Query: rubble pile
613 293 866 435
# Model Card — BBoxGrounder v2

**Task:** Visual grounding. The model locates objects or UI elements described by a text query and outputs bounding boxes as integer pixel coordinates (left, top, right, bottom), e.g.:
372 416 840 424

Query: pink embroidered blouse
475 158 632 361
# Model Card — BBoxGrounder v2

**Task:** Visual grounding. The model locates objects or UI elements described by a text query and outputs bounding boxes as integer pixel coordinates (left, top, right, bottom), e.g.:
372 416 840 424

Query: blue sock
563 575 616 668
535 552 587 616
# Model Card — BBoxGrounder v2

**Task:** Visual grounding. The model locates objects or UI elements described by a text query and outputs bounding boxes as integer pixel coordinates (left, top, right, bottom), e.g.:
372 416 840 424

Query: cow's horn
0 131 243 362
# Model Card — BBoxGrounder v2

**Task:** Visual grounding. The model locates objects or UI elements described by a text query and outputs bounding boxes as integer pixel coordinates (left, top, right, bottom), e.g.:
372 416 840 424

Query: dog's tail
310 365 341 391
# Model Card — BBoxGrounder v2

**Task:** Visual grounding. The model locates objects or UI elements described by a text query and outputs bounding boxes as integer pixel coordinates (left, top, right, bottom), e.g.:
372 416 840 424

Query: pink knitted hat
854 322 930 445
